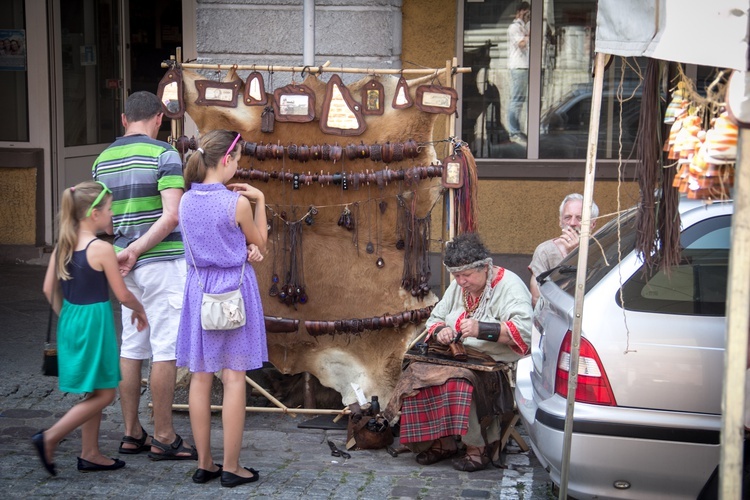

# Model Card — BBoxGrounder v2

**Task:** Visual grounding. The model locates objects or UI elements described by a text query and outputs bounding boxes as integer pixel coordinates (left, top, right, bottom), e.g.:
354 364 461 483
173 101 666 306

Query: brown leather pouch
261 105 275 133
449 342 468 361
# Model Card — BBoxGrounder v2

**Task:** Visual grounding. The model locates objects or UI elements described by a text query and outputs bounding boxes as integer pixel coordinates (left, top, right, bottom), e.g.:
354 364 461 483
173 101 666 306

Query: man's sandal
415 439 458 465
147 434 198 461
118 426 151 455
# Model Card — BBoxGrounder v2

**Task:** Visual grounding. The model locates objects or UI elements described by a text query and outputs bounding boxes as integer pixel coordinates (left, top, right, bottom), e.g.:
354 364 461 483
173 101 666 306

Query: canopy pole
720 126 750 499
559 51 606 500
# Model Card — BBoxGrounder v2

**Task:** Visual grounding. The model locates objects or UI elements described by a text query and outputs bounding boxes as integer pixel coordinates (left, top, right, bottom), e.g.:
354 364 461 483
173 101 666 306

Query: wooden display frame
319 74 366 136
273 84 316 123
243 71 267 106
360 79 385 116
415 84 458 114
156 67 185 119
194 79 241 108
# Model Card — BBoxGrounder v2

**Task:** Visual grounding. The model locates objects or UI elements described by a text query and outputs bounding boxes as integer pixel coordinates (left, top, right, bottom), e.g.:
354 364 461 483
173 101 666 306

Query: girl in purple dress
176 130 268 488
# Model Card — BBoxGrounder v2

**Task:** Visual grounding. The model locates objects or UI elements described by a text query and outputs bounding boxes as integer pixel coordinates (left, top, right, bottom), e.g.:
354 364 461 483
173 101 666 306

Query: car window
616 215 731 316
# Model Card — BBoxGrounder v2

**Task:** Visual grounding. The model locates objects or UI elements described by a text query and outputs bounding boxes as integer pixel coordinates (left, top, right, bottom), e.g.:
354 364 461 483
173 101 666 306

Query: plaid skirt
399 378 473 443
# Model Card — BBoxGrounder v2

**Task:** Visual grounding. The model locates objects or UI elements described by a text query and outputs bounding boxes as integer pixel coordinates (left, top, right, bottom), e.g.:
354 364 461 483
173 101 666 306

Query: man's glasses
223 133 242 165
86 181 112 217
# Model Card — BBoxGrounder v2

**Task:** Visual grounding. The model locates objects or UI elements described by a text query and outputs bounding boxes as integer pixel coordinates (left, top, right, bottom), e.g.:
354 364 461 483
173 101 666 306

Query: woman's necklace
462 288 483 316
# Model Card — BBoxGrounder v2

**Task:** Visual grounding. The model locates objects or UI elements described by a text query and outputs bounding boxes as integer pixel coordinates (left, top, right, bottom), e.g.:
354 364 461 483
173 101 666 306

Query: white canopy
596 0 748 71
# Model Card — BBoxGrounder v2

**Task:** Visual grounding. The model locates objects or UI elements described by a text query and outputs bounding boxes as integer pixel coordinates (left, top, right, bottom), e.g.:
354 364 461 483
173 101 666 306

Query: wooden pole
167 403 350 416
161 59 470 76
558 52 606 500
245 375 297 417
719 126 750 499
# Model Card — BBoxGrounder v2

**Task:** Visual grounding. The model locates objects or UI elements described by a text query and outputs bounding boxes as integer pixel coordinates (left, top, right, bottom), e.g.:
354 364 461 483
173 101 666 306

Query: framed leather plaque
157 67 184 119
320 74 366 136
392 76 413 109
441 154 464 188
194 79 241 108
273 84 316 123
243 71 267 106
361 79 384 116
415 85 458 114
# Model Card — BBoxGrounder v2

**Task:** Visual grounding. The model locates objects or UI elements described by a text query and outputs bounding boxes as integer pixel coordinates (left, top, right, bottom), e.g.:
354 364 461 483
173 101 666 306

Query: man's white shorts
120 259 186 362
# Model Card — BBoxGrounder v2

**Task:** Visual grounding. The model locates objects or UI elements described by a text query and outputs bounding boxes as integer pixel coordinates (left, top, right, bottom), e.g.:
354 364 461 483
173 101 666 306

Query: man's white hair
559 193 599 219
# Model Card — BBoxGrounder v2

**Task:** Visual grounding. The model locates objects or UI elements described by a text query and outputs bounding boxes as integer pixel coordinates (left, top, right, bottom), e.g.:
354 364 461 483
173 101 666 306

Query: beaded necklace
462 288 483 316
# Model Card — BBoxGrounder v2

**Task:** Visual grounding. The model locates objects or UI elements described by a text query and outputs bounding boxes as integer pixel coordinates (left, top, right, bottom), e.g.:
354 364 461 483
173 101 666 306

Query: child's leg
43 388 115 463
220 368 253 477
189 371 216 470
79 389 117 465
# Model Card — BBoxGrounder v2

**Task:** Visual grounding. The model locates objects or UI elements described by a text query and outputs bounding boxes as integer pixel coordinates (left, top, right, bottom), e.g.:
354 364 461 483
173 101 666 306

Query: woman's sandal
147 434 198 461
415 439 458 465
118 426 151 455
451 445 490 472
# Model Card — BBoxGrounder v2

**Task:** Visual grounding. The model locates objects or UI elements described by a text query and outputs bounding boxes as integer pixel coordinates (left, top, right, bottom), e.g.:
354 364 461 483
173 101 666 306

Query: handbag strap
179 195 246 293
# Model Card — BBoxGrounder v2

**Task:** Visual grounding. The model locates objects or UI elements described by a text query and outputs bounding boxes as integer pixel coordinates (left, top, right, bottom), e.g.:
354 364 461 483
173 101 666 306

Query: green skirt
57 299 120 393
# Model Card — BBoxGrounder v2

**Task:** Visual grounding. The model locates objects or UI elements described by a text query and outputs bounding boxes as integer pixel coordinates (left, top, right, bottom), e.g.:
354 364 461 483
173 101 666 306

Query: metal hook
301 65 311 79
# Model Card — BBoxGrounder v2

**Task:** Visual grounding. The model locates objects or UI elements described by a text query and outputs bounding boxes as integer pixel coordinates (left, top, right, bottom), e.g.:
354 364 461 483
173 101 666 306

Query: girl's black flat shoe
192 464 222 484
77 457 126 472
220 467 260 488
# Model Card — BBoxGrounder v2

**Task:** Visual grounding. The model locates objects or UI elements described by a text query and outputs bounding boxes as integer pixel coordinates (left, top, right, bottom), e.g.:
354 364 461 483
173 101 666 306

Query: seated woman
384 232 531 471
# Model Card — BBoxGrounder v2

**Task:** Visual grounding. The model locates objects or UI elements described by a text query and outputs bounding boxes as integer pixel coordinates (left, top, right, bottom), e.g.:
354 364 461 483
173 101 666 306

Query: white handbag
181 201 247 331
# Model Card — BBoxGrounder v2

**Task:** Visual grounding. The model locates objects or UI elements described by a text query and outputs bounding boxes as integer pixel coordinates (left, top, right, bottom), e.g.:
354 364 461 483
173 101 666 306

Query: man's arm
117 188 182 275
529 273 540 308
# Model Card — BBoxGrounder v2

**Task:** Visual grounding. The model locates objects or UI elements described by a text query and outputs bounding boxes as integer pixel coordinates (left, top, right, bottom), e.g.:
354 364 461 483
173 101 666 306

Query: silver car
515 198 733 499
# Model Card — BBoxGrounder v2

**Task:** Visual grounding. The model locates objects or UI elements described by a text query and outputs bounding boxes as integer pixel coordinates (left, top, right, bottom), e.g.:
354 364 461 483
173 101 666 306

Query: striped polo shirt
92 134 185 269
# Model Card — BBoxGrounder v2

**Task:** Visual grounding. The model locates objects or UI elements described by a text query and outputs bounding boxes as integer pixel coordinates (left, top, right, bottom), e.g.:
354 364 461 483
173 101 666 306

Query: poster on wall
0 29 27 71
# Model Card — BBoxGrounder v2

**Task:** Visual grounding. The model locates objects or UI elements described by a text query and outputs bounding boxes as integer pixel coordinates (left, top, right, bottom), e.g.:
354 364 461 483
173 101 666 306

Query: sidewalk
0 263 553 499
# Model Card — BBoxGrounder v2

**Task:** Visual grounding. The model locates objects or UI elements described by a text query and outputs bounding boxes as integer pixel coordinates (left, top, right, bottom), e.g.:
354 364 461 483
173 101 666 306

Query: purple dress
176 182 268 373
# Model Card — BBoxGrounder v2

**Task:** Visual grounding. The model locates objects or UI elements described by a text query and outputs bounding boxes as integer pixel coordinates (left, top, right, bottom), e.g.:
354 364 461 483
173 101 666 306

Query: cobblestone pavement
0 263 555 499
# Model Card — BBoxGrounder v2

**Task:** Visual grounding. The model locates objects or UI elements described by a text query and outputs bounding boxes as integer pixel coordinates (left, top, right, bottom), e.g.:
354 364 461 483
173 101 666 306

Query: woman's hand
228 183 265 202
247 243 264 262
458 318 480 339
436 326 457 345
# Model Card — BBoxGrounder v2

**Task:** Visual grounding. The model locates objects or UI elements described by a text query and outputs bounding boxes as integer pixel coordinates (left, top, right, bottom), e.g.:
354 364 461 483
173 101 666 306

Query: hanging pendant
376 257 385 268
379 200 387 214
396 239 405 250
366 242 374 254
269 283 279 297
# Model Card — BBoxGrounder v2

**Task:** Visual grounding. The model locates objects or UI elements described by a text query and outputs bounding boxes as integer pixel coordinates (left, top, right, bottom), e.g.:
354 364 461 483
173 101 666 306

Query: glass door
51 0 124 192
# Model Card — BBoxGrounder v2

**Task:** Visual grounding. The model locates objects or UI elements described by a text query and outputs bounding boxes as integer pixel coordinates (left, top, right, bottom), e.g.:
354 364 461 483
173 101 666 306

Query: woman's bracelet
477 322 502 342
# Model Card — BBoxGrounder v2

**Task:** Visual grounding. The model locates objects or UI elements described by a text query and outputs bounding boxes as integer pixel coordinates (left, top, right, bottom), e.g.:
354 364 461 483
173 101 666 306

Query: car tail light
555 330 617 406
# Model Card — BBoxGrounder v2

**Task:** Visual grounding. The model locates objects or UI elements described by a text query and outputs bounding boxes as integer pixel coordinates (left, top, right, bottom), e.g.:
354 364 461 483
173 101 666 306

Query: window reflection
462 0 647 161
462 0 526 158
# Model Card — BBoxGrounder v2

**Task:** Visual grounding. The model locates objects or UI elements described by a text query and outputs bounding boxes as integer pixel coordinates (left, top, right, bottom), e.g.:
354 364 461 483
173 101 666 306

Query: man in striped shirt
93 91 195 461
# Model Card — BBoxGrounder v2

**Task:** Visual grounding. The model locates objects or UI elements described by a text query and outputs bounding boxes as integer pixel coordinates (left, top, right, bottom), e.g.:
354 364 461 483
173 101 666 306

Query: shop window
0 0 29 142
461 0 646 161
